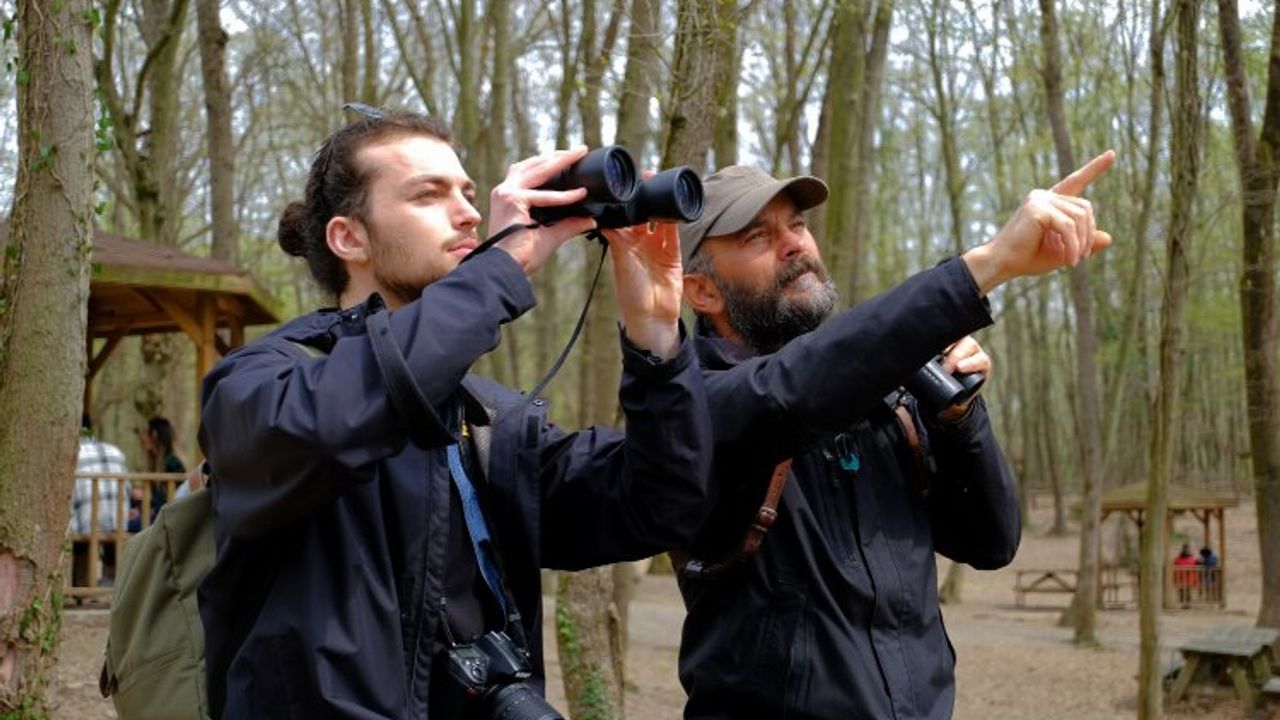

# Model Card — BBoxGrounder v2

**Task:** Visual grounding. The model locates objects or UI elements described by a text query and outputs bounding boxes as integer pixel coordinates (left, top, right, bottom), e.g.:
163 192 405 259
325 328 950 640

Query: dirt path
52 501 1273 719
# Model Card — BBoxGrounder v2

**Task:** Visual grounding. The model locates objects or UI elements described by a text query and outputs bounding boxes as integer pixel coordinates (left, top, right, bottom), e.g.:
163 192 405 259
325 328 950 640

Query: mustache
774 255 829 288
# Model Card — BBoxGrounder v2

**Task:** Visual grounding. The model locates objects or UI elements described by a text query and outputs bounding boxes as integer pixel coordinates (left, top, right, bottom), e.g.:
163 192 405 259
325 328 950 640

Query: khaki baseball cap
679 165 829 263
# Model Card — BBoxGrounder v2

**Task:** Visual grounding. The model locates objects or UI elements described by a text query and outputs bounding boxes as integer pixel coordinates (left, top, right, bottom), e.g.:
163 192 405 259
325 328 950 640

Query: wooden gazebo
1102 482 1240 609
85 230 282 409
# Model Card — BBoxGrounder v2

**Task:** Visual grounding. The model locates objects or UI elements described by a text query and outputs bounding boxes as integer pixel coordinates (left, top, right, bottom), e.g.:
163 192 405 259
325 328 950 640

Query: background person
70 414 130 587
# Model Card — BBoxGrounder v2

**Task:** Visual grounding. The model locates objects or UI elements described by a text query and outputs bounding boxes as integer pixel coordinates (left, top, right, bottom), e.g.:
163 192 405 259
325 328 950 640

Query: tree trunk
712 20 740 168
558 4 629 717
609 0 663 659
556 569 625 720
1216 0 1280 630
660 0 733 173
1102 0 1164 467
340 0 359 103
845 0 894 304
196 0 238 263
812 0 868 298
1031 279 1068 535
926 0 964 255
615 0 659 157
1039 0 1105 643
0 0 96 711
938 560 965 604
97 0 190 422
1140 6 1199 717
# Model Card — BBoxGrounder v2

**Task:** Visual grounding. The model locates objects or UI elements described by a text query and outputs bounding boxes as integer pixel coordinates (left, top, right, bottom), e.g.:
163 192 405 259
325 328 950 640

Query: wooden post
1163 509 1173 610
1218 508 1227 608
229 317 245 349
83 332 94 418
87 479 100 589
196 293 217 412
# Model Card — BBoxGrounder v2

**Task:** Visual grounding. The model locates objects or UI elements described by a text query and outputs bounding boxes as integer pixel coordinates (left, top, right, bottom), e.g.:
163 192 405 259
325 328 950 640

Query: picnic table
1012 566 1136 608
1167 625 1279 709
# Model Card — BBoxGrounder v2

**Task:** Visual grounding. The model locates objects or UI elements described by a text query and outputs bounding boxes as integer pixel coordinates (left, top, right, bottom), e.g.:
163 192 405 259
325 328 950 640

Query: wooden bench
1168 626 1280 710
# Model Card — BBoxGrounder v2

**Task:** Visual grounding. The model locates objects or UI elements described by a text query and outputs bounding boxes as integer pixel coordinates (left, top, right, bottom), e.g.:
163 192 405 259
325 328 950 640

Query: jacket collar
692 314 759 370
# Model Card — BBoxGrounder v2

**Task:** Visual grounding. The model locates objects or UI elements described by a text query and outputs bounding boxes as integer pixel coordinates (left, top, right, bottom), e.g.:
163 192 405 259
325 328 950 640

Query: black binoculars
529 145 704 229
905 356 986 416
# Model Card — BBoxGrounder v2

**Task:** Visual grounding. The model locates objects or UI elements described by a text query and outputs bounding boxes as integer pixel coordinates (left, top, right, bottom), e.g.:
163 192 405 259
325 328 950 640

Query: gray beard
715 256 838 354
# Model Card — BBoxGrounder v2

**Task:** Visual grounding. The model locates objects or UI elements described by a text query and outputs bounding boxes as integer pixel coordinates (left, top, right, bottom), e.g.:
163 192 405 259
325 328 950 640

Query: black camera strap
465 223 610 424
461 221 540 262
518 235 608 409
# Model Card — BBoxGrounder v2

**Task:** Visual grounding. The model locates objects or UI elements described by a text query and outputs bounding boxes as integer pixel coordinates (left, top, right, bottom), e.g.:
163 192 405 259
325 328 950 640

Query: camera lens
486 683 565 720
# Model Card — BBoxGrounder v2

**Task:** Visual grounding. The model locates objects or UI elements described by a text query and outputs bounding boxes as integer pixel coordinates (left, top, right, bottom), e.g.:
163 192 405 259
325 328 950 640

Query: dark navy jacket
677 257 1020 720
197 249 712 719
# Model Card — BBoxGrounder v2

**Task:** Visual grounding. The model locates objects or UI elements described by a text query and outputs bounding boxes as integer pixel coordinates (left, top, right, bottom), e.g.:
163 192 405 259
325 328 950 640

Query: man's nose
454 193 482 229
777 227 806 261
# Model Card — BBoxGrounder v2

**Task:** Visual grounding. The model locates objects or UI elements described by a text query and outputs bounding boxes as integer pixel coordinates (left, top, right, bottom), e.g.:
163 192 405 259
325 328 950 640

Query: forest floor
51 499 1273 719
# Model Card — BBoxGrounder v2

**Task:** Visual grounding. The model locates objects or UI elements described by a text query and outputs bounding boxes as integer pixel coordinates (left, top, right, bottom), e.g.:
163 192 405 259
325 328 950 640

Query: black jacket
677 257 1020 720
197 249 713 719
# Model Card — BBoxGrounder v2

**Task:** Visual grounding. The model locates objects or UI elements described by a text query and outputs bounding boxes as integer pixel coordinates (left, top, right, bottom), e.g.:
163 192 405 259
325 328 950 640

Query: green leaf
91 261 104 275
15 66 29 85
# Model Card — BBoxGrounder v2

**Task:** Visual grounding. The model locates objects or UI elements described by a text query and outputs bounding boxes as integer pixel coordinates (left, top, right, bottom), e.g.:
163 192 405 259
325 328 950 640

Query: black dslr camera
439 630 564 720
905 356 985 416
529 145 704 229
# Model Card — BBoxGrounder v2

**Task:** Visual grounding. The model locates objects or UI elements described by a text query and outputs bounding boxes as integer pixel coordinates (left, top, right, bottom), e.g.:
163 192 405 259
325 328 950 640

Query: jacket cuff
941 255 994 326
924 394 988 439
618 321 694 381
472 246 537 317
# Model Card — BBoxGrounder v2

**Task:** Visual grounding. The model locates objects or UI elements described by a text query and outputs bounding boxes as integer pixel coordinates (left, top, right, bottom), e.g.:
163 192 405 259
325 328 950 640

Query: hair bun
277 201 310 257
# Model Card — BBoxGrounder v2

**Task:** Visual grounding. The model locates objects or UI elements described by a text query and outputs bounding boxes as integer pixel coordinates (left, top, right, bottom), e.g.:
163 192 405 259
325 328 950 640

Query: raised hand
963 150 1115 295
601 220 683 359
490 146 599 275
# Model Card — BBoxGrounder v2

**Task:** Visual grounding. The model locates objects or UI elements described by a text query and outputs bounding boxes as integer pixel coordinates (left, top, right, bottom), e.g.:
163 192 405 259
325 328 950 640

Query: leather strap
676 401 933 579
893 402 931 497
673 458 792 579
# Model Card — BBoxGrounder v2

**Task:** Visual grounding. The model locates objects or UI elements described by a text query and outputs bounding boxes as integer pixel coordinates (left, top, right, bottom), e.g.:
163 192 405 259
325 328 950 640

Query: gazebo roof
1101 481 1241 513
87 230 282 337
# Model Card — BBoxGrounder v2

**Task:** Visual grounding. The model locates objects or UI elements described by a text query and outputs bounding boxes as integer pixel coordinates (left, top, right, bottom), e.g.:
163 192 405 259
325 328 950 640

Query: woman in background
135 416 186 525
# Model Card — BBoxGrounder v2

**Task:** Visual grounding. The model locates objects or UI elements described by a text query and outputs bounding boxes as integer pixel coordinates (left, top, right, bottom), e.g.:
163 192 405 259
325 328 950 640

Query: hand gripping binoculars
529 145 704 229
905 356 986 416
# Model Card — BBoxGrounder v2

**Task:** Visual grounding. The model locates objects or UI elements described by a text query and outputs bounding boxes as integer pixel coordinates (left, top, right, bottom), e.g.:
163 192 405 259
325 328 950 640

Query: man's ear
683 273 724 317
326 215 371 264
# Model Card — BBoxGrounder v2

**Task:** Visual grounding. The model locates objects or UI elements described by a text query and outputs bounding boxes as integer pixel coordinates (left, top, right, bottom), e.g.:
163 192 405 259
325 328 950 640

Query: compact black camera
439 630 564 720
905 356 985 416
529 145 704 229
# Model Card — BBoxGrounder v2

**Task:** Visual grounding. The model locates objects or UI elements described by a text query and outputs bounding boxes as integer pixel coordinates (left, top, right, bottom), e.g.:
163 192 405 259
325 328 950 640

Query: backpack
99 484 214 719
98 339 329 718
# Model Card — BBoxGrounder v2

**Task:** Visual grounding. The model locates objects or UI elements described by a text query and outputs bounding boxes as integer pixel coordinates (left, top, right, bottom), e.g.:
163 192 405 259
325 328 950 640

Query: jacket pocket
747 588 810 717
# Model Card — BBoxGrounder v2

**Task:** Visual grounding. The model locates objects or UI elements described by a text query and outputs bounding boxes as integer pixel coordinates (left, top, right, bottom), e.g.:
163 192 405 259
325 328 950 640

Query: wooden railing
1170 563 1225 609
66 472 186 601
